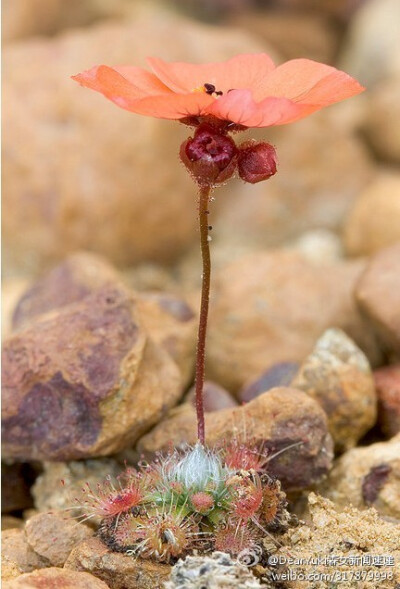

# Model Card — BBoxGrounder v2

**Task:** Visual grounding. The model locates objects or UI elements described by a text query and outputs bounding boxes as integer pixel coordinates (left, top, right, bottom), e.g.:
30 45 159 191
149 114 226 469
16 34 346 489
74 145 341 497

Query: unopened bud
190 491 214 514
238 140 277 184
180 123 238 186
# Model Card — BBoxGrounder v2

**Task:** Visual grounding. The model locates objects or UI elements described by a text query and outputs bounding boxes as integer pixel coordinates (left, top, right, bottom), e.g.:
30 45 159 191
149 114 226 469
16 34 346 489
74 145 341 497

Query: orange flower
72 53 364 127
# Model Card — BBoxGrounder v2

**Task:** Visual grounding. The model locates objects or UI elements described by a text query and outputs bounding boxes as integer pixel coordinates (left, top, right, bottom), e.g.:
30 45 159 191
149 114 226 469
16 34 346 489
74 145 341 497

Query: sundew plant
72 53 364 562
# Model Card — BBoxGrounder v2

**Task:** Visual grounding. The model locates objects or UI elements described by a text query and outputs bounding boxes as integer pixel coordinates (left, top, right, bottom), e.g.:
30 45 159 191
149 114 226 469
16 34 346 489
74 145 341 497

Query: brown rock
2 280 30 340
22 510 38 522
374 365 400 438
276 493 400 589
136 292 196 388
363 77 400 164
217 112 373 249
1 529 49 573
1 463 34 513
2 285 182 461
322 435 400 520
229 11 338 63
25 512 93 567
32 459 121 517
2 6 264 276
239 362 299 404
291 328 377 451
12 252 120 331
2 0 63 43
173 0 253 22
186 380 238 412
356 243 400 359
206 251 381 393
122 263 178 294
11 253 197 386
2 0 151 44
1 517 24 531
139 388 334 492
65 537 170 589
344 172 400 256
267 0 363 21
339 0 400 86
3 567 110 589
1 555 23 582
288 229 343 264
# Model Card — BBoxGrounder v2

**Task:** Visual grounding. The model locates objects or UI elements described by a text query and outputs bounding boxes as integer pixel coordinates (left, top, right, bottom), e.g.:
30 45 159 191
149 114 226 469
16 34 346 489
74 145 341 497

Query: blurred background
3 0 400 534
2 0 400 300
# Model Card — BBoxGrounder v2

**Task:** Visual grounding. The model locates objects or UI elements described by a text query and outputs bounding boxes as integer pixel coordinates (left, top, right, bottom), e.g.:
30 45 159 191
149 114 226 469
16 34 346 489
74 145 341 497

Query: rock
322 435 400 520
166 551 262 589
274 493 400 589
2 0 63 43
136 292 197 388
139 388 334 492
1 556 23 582
1 463 34 513
288 229 343 264
239 363 299 404
229 11 338 64
2 279 30 340
12 252 120 331
291 328 377 451
1 517 24 531
122 263 178 294
174 0 253 22
25 512 93 566
1 529 49 573
65 537 170 589
11 253 197 386
268 0 364 21
32 459 122 517
2 285 182 461
186 380 238 412
362 77 400 164
2 6 265 276
374 365 400 438
217 112 373 250
22 510 38 522
339 0 400 87
206 251 381 393
2 0 138 44
344 172 400 256
2 567 110 589
176 240 256 295
356 243 400 359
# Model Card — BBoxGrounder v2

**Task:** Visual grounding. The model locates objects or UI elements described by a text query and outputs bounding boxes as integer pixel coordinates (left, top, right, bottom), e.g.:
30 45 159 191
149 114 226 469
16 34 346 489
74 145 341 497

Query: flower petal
110 92 215 119
257 58 364 104
113 66 172 95
206 89 310 127
295 70 365 105
72 65 170 101
147 53 276 94
72 65 215 118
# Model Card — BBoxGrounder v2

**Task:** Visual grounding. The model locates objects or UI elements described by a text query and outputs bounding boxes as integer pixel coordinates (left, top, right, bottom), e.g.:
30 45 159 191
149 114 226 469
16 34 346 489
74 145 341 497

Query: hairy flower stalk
195 184 211 444
72 52 365 560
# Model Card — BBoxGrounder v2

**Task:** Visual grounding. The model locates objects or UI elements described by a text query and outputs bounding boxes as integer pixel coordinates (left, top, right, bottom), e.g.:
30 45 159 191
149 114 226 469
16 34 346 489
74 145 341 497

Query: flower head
163 442 228 491
72 53 364 128
238 140 277 184
180 123 238 185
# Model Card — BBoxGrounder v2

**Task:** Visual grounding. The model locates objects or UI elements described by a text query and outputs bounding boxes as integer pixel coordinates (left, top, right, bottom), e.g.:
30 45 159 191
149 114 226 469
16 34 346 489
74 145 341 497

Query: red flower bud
190 491 214 514
180 123 238 186
238 140 277 184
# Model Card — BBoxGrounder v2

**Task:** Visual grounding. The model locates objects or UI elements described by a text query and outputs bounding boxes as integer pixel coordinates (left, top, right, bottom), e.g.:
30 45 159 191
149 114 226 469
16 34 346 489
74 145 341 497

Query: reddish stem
195 183 212 445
